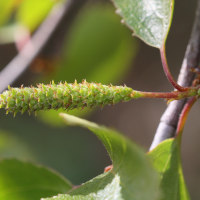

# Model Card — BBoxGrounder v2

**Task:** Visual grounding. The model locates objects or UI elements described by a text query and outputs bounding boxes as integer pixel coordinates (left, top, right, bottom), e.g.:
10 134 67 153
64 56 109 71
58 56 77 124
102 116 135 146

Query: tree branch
150 0 200 150
0 0 87 93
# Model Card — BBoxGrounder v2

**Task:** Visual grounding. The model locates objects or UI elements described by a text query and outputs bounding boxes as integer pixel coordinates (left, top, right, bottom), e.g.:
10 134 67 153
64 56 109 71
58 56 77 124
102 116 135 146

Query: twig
0 0 87 93
150 0 200 150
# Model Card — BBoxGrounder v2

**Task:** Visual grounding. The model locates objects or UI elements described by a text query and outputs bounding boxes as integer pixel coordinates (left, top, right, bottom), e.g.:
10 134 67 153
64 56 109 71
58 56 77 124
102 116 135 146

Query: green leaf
16 0 56 32
0 158 72 200
45 172 122 200
111 0 174 48
44 113 159 200
148 138 190 200
37 4 138 127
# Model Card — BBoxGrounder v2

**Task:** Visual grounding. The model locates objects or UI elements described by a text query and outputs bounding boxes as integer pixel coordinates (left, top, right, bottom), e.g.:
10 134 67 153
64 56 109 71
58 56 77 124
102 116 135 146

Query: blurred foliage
0 130 35 160
37 3 138 127
16 0 56 32
0 0 59 44
0 0 16 27
0 158 72 200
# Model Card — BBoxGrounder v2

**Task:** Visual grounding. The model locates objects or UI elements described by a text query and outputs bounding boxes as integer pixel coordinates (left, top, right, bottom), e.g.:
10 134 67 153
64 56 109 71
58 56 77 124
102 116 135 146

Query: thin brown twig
150 0 200 150
0 0 87 93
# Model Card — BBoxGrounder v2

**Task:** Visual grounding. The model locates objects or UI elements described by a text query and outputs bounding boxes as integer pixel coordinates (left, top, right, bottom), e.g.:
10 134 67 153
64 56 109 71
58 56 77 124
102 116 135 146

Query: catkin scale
0 80 135 116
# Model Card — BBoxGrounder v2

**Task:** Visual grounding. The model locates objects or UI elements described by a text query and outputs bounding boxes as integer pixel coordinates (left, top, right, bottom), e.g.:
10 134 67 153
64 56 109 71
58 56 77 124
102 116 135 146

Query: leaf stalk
160 45 188 92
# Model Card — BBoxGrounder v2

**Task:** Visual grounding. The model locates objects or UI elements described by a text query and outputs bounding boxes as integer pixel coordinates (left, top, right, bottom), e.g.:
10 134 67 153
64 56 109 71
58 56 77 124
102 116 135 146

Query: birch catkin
0 80 139 115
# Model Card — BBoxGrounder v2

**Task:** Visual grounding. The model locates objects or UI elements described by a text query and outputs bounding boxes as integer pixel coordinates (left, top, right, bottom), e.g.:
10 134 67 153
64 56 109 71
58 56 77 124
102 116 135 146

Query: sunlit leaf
111 0 174 48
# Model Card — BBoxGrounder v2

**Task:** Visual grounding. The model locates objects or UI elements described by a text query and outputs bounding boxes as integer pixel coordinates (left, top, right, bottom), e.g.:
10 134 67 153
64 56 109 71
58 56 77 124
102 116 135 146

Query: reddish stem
135 86 199 99
160 45 188 92
139 91 180 99
175 96 198 138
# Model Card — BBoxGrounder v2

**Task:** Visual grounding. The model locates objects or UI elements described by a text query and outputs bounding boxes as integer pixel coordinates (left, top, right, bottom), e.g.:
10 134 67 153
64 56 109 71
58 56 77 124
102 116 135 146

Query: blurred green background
0 0 200 199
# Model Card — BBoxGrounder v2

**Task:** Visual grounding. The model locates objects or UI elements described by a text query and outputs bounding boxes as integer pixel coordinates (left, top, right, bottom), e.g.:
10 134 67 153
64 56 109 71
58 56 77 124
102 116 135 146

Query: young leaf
44 113 159 200
0 158 72 200
148 138 190 200
111 0 174 48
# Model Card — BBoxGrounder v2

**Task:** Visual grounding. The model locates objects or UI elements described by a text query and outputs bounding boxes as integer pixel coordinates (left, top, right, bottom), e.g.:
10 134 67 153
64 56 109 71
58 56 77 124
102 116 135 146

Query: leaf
111 0 174 48
0 158 72 200
44 113 159 200
148 138 190 200
16 0 56 32
45 172 122 200
37 4 138 127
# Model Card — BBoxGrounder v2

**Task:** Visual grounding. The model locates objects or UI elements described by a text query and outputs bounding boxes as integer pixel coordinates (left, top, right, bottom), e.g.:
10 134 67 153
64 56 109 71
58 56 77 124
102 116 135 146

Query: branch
0 0 87 93
150 0 200 150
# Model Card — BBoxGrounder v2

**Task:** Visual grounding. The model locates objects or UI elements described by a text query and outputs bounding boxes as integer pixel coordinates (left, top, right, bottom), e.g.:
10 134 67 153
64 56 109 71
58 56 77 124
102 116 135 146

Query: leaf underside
111 0 174 48
44 113 159 200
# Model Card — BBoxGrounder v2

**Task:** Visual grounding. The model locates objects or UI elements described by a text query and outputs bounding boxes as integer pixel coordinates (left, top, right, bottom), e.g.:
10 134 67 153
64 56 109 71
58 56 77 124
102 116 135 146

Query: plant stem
1 81 199 115
137 88 198 99
160 45 187 92
175 96 198 138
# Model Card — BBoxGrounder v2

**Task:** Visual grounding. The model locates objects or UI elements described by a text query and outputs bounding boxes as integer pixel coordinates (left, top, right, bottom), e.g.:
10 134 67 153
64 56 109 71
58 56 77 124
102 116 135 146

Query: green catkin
0 80 136 116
